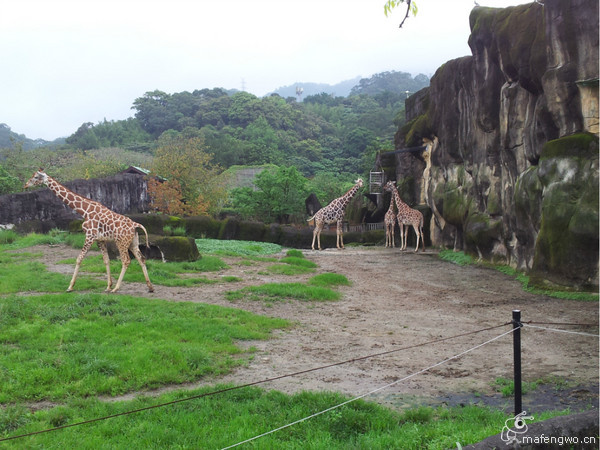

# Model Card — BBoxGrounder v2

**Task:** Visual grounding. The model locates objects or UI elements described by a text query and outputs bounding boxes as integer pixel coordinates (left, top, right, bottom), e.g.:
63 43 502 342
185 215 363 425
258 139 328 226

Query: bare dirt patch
28 244 599 412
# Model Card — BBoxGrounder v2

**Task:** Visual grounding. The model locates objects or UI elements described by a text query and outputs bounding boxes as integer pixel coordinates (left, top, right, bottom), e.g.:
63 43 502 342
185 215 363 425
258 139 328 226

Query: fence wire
221 327 518 449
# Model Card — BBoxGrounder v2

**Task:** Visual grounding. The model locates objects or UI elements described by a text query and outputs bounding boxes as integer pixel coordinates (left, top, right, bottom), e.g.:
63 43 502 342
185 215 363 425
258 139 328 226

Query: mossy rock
464 212 502 256
532 134 599 287
68 220 84 233
153 236 201 262
540 132 599 160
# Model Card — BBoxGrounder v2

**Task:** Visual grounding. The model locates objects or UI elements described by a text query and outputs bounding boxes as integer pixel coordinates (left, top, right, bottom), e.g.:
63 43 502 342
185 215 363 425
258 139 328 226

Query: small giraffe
384 196 396 248
307 178 363 250
24 170 154 293
383 181 425 252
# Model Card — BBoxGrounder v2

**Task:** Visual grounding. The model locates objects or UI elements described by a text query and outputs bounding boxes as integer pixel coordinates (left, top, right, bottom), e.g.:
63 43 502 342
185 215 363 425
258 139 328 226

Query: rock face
396 0 599 289
0 173 150 232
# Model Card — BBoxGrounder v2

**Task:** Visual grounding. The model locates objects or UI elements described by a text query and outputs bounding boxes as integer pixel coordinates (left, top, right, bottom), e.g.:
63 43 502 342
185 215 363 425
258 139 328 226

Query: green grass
438 250 598 301
308 273 352 287
263 255 319 276
0 293 289 403
195 238 282 256
0 253 104 293
57 254 229 288
0 387 569 449
494 265 598 301
438 249 474 266
226 282 341 302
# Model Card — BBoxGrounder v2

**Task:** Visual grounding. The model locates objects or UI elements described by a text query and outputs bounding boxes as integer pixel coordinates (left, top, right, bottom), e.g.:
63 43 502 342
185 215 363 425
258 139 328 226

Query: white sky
1 0 529 140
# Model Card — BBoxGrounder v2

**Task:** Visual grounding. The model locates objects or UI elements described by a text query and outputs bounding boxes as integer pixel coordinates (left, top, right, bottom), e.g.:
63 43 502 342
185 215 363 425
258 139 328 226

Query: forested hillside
0 124 64 150
0 70 429 217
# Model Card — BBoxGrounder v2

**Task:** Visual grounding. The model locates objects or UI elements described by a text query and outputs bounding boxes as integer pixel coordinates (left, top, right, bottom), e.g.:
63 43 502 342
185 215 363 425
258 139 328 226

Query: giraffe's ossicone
25 169 154 293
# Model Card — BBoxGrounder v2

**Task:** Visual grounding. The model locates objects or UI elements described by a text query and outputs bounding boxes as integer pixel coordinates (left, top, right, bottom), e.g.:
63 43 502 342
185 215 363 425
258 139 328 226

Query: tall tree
149 131 225 216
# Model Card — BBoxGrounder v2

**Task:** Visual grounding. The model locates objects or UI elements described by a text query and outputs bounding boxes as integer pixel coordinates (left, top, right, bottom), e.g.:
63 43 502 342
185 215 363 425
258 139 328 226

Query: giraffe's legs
336 220 344 249
398 222 406 251
411 224 422 252
312 221 323 250
97 241 113 291
131 242 154 292
390 223 395 248
111 241 131 293
67 238 94 292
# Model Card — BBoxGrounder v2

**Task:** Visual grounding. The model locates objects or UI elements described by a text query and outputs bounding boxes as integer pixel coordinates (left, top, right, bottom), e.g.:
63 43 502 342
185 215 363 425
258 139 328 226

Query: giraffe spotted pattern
25 170 154 293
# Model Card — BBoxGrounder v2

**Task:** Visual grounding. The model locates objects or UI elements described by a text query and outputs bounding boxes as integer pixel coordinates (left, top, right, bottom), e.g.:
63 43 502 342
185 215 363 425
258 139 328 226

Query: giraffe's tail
135 223 151 248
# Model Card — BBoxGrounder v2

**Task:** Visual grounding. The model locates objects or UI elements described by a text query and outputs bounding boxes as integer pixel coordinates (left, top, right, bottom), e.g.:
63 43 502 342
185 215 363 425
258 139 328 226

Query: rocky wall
0 173 150 232
396 0 599 288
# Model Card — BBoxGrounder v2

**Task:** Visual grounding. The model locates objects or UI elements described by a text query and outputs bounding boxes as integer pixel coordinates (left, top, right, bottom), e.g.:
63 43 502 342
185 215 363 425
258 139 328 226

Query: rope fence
1 313 597 445
222 326 519 449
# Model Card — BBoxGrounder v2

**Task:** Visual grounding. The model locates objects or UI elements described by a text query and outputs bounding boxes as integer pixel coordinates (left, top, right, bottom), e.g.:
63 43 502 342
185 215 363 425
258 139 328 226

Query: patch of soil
23 244 600 413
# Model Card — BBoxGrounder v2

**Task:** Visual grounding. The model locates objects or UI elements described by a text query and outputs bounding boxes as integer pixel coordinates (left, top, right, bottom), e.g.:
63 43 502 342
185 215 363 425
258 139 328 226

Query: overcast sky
1 0 528 140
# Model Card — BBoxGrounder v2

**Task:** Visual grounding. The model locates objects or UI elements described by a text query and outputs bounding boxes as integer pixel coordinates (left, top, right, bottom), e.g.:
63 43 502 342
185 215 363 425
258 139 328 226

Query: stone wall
0 173 150 232
396 0 599 289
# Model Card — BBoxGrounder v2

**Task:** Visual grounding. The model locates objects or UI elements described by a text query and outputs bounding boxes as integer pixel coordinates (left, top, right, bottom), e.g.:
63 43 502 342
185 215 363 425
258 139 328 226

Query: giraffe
307 178 363 250
383 181 425 252
384 195 396 248
24 170 154 293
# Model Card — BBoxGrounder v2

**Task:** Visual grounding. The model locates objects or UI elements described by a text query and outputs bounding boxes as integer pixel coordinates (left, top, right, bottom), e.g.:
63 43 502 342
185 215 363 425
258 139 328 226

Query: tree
229 166 308 223
383 0 418 28
150 131 225 216
0 164 20 194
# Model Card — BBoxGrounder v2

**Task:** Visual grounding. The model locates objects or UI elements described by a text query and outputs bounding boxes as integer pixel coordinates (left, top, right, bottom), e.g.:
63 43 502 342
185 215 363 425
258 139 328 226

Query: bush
0 229 18 245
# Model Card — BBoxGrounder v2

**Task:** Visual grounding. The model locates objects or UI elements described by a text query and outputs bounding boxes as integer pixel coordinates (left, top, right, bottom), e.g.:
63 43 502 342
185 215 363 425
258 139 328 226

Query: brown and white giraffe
307 178 363 250
24 170 154 293
383 181 425 252
384 195 396 248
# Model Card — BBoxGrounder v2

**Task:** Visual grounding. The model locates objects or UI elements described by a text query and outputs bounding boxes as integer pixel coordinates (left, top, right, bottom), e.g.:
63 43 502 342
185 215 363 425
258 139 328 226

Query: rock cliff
396 0 598 289
0 173 150 232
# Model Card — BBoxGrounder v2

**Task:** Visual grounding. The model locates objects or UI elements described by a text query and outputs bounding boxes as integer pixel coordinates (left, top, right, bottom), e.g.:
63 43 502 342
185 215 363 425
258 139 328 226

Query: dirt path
27 244 599 412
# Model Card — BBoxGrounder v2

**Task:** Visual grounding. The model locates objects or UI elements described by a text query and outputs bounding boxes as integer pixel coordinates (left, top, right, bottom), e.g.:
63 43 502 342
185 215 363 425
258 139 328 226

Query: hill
269 76 362 99
0 123 65 150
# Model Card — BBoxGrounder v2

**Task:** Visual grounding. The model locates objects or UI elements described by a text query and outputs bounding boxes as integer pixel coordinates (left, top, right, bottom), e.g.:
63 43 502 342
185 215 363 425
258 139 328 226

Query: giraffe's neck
45 176 95 218
392 188 408 212
337 184 360 209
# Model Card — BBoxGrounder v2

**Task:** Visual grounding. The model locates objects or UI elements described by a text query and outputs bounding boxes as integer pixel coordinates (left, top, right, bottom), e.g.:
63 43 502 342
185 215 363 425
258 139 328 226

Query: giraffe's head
24 169 48 189
383 181 396 192
355 178 364 188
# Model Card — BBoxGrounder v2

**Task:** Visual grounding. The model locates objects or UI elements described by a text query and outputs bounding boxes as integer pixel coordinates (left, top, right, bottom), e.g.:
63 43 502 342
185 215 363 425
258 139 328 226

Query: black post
512 310 523 415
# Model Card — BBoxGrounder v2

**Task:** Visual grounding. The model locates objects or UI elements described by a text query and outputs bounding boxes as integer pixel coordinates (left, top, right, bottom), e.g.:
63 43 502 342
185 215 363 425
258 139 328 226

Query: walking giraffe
383 181 425 252
308 179 363 250
24 169 154 293
384 195 397 248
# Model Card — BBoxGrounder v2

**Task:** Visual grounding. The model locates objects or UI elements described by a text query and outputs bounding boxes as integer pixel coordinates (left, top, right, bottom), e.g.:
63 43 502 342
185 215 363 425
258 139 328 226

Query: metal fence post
512 309 523 415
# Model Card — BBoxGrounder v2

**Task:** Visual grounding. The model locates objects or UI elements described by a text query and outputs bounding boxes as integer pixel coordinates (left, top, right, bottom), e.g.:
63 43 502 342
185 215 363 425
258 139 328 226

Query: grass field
0 231 572 448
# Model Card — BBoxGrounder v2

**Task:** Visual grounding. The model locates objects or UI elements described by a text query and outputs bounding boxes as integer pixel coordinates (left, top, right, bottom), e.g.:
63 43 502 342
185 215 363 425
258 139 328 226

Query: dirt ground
30 244 600 413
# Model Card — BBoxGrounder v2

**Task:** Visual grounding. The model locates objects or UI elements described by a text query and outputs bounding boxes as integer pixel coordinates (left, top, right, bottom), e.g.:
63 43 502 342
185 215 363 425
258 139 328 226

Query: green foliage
229 165 309 223
0 229 18 245
65 118 152 151
0 164 20 194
